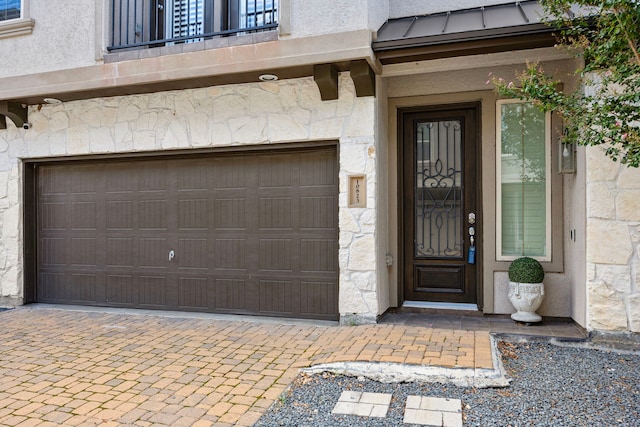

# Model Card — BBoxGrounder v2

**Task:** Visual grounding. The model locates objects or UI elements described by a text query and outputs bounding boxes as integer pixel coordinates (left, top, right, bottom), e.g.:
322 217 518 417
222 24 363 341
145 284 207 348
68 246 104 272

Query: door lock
468 212 476 224
168 250 175 261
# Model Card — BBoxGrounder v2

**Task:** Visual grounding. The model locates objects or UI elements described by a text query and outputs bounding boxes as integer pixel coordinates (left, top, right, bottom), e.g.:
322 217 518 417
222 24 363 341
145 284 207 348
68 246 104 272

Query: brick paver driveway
0 307 492 426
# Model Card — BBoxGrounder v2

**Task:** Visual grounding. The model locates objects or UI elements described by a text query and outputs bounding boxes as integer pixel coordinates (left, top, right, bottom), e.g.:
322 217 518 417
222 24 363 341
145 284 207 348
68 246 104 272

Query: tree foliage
492 0 640 167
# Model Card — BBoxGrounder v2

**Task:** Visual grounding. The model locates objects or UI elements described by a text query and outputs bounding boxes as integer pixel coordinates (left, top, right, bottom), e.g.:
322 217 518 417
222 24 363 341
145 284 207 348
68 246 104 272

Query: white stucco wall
586 149 640 332
0 0 98 78
0 74 381 322
287 0 388 38
0 0 389 79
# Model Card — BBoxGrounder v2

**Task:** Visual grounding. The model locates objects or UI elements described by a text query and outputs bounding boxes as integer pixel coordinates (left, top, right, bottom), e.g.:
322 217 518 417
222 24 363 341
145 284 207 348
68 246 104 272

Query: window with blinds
167 0 205 43
0 0 21 21
496 100 551 261
239 0 278 28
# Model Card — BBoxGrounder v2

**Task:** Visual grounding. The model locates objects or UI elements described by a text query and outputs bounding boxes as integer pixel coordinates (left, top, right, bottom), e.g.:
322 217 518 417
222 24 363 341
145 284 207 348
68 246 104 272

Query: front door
401 105 479 305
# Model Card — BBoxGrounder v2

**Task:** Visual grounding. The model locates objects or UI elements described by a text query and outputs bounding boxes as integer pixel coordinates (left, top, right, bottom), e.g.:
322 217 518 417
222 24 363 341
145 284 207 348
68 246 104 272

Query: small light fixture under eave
258 73 278 82
43 97 63 105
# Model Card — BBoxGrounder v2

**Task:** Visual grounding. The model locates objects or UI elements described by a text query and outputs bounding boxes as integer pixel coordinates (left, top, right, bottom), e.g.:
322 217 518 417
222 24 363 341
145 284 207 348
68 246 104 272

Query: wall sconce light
559 141 576 174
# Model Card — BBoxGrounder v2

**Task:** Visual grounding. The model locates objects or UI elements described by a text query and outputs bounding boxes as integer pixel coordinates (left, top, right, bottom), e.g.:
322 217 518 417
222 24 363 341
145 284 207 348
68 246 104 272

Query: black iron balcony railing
108 0 278 51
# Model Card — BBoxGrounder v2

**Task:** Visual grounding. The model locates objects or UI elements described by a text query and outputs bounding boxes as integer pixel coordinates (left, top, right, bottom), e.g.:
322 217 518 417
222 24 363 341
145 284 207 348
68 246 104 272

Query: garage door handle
168 250 175 261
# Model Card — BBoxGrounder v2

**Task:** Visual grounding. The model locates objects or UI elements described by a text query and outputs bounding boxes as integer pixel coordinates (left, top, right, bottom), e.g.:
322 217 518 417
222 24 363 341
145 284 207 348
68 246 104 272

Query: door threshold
402 301 478 311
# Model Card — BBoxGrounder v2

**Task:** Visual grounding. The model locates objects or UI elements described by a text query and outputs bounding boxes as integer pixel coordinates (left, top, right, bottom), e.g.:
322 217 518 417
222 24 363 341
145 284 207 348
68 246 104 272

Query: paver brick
0 309 494 427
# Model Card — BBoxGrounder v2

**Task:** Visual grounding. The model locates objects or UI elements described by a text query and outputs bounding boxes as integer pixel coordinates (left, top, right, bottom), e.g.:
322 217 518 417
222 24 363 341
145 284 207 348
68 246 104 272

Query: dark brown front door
34 146 339 320
401 105 479 305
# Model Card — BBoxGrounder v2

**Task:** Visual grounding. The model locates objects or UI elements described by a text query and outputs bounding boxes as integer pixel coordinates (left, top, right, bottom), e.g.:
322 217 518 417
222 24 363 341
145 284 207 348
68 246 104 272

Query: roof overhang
373 1 565 64
0 29 379 106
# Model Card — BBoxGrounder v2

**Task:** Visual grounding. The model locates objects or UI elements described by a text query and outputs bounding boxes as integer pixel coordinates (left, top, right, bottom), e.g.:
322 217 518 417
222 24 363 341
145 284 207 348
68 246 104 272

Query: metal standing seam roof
373 0 564 51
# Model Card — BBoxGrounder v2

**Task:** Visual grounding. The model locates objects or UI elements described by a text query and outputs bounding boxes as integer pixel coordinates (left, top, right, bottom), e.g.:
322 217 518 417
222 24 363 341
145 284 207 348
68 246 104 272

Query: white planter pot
507 281 545 323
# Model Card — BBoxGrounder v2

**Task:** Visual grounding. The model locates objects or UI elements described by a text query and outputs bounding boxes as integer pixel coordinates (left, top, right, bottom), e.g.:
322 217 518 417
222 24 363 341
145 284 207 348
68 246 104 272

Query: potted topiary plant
507 257 545 323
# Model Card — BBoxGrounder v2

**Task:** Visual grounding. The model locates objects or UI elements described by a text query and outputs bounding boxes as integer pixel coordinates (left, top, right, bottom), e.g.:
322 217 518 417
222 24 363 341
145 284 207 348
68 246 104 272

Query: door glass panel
415 120 462 258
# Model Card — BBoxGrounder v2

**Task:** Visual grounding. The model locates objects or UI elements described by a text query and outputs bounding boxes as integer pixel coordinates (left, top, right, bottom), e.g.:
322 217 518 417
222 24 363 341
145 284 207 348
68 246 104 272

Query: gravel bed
255 340 640 426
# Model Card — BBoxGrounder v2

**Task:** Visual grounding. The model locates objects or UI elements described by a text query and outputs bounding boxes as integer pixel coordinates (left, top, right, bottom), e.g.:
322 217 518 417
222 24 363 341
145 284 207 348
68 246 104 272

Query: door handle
168 249 175 261
468 226 475 246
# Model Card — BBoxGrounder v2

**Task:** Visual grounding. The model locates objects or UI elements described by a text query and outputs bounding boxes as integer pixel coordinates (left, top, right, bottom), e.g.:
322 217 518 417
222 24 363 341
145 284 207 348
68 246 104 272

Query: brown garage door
35 146 338 320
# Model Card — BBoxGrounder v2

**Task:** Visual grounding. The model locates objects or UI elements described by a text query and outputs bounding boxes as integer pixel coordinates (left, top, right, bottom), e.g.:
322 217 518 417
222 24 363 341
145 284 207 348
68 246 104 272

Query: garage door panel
301 281 337 316
178 277 209 310
106 275 136 306
259 197 293 229
300 196 337 229
38 273 67 302
36 146 338 320
215 239 246 270
259 156 294 188
300 239 336 273
138 276 168 308
106 238 134 267
213 157 247 189
68 273 98 304
215 278 248 310
137 162 169 192
41 202 67 230
106 200 135 230
176 238 209 270
299 151 337 187
259 279 295 315
178 199 209 230
259 239 292 272
70 238 97 267
41 238 67 266
138 200 168 230
214 198 246 229
139 238 168 268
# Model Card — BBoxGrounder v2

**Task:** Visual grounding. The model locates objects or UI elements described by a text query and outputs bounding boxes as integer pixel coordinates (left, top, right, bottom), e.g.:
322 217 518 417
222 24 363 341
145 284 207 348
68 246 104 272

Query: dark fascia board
373 22 553 51
375 31 557 64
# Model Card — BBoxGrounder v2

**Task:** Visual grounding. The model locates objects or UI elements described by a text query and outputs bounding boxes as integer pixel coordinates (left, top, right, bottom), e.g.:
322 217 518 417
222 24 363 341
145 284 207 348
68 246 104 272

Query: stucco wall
0 74 381 322
586 149 640 332
0 0 99 78
287 0 387 38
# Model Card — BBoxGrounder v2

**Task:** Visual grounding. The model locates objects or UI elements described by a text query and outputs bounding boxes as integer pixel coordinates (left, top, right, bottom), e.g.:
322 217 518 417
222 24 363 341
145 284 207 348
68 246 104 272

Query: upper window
0 0 20 21
109 0 278 51
0 0 34 39
496 100 551 261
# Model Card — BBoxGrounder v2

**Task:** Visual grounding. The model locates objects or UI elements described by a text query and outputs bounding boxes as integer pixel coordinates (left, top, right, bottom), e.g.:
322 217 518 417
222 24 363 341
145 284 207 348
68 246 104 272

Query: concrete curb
302 336 510 389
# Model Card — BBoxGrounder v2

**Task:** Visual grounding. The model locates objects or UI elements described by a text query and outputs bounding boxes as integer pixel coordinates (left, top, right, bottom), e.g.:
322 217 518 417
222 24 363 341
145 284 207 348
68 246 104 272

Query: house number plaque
348 174 366 208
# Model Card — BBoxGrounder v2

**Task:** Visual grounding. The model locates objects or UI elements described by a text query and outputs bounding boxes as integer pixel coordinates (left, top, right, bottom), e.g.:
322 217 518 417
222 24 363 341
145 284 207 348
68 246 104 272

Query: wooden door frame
397 102 483 309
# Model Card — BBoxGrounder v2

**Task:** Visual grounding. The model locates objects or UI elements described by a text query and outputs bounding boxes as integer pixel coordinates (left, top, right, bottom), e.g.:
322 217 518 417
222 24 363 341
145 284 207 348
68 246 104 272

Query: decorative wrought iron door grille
415 120 463 258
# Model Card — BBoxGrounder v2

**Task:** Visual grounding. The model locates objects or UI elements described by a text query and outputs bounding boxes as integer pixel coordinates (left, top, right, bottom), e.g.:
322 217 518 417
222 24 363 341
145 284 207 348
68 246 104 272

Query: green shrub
508 257 545 283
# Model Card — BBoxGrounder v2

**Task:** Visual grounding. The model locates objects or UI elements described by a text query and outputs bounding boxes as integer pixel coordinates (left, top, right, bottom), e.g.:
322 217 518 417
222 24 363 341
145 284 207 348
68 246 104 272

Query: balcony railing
108 0 278 51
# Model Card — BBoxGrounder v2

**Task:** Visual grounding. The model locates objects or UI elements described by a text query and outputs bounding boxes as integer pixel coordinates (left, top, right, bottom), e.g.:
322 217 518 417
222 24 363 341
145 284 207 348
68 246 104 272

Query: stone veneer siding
586 148 640 332
0 74 380 322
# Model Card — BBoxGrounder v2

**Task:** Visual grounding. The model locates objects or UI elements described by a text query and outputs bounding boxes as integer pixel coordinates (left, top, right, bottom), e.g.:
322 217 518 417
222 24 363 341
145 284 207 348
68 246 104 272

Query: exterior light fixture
258 74 278 82
43 98 63 105
558 128 576 174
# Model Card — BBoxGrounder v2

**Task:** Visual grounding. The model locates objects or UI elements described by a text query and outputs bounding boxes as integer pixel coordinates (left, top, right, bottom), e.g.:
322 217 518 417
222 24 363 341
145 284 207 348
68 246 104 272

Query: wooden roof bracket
350 60 376 97
0 101 29 130
313 64 339 101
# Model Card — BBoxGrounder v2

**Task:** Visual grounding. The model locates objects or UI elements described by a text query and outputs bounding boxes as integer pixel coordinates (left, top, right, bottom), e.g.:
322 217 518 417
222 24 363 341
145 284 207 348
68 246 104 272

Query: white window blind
497 100 551 260
239 0 278 28
169 0 204 42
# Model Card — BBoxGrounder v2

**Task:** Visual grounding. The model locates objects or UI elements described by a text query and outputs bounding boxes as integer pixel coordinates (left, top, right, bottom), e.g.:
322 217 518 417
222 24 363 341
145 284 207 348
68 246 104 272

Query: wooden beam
313 64 338 101
350 60 376 97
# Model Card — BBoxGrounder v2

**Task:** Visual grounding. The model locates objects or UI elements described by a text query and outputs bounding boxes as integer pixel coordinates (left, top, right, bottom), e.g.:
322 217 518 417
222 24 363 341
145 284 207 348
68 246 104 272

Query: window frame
495 99 552 262
0 0 34 39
